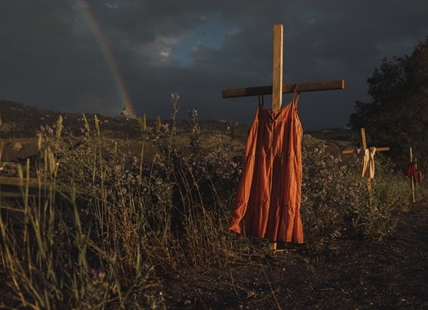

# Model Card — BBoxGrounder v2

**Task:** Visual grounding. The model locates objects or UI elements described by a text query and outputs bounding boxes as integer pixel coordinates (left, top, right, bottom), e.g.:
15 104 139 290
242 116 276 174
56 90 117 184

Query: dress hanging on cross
228 86 304 244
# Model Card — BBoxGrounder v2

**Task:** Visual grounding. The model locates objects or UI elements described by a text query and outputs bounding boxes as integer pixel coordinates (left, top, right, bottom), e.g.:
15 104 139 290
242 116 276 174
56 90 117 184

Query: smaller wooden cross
409 147 417 203
342 128 390 191
342 128 389 156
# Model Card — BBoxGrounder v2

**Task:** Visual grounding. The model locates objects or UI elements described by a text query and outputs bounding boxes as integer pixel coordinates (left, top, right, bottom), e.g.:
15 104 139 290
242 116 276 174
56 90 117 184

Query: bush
301 139 409 243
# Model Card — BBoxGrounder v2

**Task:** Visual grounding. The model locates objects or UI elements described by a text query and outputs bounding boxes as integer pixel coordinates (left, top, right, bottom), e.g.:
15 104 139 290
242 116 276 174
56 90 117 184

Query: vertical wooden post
414 158 418 201
360 128 371 191
410 147 416 203
268 24 283 252
272 24 283 112
361 128 368 150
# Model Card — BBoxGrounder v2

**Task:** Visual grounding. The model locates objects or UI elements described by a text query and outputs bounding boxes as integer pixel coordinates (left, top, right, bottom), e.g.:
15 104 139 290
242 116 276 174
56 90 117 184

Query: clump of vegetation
349 37 428 163
0 93 420 308
301 140 409 245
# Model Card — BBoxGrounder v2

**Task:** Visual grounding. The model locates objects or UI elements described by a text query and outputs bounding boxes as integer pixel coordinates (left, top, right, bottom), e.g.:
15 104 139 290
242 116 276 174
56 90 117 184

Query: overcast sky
1 1 428 130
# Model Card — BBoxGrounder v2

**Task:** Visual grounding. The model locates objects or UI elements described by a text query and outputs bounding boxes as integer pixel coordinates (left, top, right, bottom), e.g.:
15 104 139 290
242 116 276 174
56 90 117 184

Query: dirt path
158 203 428 309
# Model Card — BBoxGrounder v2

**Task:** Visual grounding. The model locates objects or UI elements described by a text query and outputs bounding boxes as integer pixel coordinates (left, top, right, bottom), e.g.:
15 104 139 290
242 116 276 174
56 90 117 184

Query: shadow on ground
156 202 428 309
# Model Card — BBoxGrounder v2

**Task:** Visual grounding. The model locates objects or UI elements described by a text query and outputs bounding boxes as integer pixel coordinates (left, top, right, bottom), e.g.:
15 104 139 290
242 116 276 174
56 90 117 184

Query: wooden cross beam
224 24 345 252
222 80 345 100
342 128 390 155
222 24 345 111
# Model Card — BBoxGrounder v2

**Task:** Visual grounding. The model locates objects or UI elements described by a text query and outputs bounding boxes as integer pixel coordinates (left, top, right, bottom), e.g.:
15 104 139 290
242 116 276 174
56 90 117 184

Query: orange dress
228 91 304 243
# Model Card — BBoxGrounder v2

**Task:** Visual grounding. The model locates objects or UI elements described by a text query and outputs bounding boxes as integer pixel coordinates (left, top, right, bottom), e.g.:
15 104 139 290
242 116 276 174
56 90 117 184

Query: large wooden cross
222 24 345 251
222 24 344 110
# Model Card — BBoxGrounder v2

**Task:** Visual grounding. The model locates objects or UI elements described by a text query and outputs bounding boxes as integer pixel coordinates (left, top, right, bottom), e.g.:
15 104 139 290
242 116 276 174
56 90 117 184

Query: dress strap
292 83 301 108
258 94 264 107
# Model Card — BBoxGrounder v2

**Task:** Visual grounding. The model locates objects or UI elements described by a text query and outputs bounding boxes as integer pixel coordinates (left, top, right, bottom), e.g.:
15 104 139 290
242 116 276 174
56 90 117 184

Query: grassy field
1 98 425 309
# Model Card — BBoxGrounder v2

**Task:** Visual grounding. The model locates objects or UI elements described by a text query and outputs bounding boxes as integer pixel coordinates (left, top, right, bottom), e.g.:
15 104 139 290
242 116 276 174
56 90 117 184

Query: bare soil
1 200 427 309
154 202 428 309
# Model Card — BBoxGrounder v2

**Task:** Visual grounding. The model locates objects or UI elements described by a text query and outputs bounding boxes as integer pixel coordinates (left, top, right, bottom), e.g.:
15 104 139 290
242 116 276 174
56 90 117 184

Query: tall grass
0 94 419 308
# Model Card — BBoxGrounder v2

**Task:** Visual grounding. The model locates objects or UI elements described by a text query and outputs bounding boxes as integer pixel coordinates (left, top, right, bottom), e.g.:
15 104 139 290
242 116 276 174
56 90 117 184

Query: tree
348 37 428 164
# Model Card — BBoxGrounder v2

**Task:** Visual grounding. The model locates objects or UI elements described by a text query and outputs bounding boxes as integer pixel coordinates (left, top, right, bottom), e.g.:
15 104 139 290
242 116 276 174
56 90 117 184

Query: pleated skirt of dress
228 99 304 243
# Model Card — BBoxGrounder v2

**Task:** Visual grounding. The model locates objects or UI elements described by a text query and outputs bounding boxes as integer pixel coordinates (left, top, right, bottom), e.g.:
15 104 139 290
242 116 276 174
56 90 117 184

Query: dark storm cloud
1 0 428 130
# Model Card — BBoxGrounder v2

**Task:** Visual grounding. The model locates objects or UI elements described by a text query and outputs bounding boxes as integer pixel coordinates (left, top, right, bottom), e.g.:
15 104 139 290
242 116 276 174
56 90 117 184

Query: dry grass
0 95 418 308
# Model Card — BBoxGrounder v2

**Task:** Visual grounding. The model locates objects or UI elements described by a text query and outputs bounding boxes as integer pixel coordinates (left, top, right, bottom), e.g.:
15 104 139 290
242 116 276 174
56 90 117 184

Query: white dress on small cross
342 128 390 189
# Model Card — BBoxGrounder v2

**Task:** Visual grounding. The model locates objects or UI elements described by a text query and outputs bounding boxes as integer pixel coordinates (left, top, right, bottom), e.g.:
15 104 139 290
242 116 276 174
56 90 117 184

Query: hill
0 100 253 140
0 100 353 164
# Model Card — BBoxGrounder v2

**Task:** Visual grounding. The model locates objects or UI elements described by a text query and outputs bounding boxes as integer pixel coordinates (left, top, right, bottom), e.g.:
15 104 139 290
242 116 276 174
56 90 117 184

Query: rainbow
76 0 135 116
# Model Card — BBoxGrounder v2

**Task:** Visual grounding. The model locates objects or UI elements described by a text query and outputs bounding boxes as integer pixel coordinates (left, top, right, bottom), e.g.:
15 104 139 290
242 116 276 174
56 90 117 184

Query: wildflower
132 156 138 167
187 108 198 119
171 92 180 102
89 269 106 284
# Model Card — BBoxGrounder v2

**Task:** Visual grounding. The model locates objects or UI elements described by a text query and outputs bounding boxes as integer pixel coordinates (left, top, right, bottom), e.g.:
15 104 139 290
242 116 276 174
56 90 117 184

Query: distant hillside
0 100 249 140
0 100 355 164
306 127 354 141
